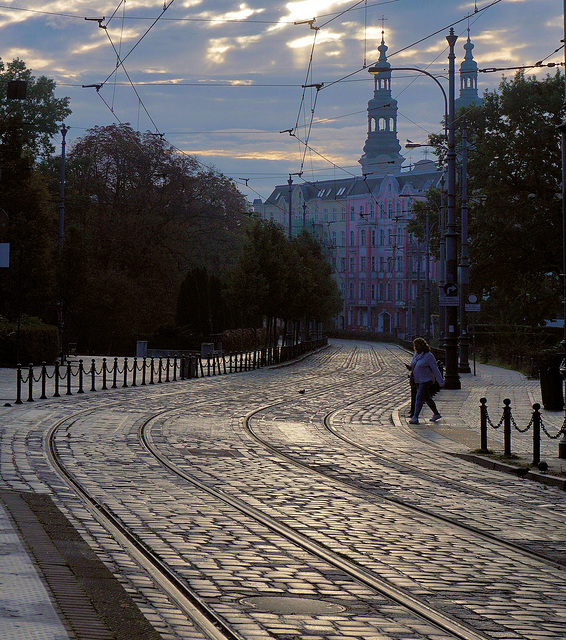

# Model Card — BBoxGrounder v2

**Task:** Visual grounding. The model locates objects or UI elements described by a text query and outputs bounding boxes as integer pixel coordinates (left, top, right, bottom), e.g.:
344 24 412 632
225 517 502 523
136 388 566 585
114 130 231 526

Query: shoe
409 418 419 424
430 414 441 422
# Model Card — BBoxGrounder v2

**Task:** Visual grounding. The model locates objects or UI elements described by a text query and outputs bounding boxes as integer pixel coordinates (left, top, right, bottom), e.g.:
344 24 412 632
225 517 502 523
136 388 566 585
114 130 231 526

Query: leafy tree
225 221 342 346
53 124 248 353
176 266 229 339
0 58 71 159
465 71 563 326
428 71 564 326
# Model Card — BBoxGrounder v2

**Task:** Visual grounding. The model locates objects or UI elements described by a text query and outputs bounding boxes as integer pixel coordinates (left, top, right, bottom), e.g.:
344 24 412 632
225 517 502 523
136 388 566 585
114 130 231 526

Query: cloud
287 30 342 49
205 33 263 64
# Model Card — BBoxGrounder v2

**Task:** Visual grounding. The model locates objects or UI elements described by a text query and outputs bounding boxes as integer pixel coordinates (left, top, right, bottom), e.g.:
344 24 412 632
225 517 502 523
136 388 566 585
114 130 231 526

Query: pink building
254 31 479 339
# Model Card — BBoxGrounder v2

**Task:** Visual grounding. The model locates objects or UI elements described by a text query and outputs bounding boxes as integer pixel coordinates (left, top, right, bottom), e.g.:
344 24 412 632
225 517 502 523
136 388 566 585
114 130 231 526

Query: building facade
253 32 479 339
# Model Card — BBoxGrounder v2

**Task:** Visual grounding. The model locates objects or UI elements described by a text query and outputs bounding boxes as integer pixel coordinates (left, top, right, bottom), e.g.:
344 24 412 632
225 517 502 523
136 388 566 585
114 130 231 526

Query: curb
449 452 566 491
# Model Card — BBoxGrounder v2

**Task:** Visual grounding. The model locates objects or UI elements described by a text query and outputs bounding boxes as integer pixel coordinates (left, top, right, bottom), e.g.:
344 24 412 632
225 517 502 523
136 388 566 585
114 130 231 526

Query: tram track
36 343 491 640
26 341 565 640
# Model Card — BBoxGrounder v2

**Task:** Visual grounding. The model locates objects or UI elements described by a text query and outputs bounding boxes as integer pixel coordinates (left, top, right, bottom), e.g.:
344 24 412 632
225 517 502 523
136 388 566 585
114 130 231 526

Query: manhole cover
241 596 345 615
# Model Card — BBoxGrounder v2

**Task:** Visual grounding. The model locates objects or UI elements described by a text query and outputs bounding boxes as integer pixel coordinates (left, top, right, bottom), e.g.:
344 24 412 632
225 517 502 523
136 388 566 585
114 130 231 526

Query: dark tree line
415 71 564 328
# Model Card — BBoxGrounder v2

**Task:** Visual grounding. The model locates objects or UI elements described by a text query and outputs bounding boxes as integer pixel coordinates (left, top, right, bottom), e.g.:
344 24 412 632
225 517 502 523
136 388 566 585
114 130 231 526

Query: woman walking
408 337 444 425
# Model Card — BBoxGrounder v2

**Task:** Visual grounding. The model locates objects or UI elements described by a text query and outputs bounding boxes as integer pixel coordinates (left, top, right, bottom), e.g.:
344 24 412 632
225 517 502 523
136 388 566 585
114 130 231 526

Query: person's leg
423 383 441 419
411 383 426 422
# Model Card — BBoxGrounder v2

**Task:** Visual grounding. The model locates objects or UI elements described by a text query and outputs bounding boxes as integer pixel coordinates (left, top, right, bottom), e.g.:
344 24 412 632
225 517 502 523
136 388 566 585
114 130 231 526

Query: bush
0 318 59 365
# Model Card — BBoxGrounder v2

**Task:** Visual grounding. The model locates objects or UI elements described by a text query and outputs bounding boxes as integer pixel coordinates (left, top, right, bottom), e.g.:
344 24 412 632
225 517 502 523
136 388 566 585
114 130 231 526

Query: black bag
429 380 441 397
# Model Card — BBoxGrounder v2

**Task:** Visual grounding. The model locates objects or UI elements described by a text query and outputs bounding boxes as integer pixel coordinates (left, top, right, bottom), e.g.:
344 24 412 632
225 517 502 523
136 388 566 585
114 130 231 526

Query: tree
53 124 248 353
0 58 71 159
225 222 342 346
429 71 564 326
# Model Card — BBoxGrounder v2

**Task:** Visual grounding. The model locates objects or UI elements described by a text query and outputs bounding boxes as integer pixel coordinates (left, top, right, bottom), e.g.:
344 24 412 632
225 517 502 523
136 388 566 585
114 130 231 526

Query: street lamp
371 32 460 389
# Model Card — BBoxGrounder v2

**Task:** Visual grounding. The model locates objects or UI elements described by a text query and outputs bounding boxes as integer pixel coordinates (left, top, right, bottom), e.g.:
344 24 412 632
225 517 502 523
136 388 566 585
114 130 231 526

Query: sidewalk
395 360 566 486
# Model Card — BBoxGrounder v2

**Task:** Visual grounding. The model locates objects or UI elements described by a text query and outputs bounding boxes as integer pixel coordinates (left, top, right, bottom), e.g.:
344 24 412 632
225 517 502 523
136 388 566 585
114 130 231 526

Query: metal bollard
123 358 128 388
66 362 72 395
91 359 96 392
480 397 488 452
54 362 60 398
149 358 155 384
78 360 84 393
40 362 47 399
27 363 34 402
158 358 163 384
532 403 541 466
112 358 118 389
142 357 147 385
16 364 22 404
173 356 177 382
102 358 108 390
166 357 170 383
132 357 137 387
503 398 512 457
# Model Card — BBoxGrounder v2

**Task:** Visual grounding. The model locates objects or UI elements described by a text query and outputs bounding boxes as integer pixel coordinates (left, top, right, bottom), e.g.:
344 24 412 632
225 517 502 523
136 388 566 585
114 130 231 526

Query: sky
0 0 563 202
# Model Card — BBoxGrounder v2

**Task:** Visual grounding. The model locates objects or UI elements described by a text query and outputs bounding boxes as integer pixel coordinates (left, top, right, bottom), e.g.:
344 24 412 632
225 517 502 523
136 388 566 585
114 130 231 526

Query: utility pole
559 0 566 458
459 118 471 372
444 28 461 389
58 124 68 363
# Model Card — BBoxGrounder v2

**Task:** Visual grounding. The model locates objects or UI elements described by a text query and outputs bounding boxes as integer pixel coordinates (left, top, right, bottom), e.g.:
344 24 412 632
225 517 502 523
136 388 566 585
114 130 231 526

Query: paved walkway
0 344 565 640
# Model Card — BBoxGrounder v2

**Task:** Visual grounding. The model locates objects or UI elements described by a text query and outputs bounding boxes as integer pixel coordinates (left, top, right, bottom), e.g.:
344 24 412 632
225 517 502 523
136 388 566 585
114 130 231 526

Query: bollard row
479 397 566 465
14 339 328 405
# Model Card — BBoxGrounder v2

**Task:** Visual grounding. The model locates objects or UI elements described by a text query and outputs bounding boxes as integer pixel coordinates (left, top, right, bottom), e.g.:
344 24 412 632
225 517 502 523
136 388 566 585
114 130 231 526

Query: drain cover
241 596 345 615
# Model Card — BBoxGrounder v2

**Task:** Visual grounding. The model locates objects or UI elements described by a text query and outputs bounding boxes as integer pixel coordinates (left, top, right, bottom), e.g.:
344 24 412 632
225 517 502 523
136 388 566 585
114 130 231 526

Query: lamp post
458 118 471 373
373 39 460 388
559 0 566 458
444 28 461 389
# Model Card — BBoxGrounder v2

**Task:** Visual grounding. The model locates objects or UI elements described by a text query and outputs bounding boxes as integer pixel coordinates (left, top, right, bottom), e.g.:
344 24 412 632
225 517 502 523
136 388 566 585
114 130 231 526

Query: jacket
410 351 444 385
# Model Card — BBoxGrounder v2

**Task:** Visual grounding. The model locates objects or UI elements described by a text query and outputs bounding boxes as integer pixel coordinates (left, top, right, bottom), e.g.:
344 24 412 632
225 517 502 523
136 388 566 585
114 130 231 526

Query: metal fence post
54 362 60 398
480 397 488 452
503 398 512 457
66 362 72 395
132 357 137 387
91 359 96 392
123 358 129 388
78 359 84 394
142 357 147 385
532 403 541 466
112 358 118 389
102 358 107 390
40 362 47 399
16 364 22 404
27 363 34 402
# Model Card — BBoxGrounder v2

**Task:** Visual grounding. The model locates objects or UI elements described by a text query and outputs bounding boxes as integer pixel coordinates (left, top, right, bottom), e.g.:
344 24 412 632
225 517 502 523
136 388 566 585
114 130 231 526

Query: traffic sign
443 282 458 297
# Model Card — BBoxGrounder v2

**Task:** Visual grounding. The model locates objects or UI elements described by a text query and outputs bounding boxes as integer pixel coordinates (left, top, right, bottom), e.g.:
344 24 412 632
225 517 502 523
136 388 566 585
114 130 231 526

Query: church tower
455 28 481 111
360 32 404 176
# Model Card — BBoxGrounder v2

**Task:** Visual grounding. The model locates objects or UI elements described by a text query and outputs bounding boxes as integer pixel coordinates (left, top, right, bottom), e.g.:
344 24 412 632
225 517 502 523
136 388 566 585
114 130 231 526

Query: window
396 202 402 217
386 283 392 301
349 282 354 299
341 208 346 221
360 256 366 272
387 257 392 272
332 231 337 245
378 282 383 301
341 231 346 246
371 256 377 272
337 187 346 196
341 257 346 272
379 203 385 219
388 229 393 246
396 256 403 272
379 256 385 272
360 282 366 299
379 229 385 246
350 207 355 221
360 229 366 245
396 282 403 300
371 283 376 300
350 230 355 246
349 257 355 272
371 229 377 246
388 203 393 217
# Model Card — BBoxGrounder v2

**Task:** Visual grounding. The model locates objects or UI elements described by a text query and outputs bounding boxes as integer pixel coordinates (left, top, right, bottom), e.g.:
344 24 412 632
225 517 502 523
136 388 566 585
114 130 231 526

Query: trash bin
539 366 564 410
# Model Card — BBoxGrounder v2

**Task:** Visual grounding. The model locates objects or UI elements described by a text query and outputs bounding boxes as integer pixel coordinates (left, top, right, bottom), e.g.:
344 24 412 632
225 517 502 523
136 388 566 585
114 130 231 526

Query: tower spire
361 30 404 176
455 25 481 110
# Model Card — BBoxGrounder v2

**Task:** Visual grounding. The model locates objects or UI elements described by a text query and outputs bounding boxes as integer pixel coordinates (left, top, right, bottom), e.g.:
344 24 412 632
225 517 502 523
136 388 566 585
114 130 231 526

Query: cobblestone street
1 340 565 640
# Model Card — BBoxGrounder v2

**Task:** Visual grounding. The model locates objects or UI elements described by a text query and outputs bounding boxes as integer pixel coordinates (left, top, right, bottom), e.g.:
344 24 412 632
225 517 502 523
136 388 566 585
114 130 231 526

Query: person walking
408 337 444 424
